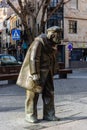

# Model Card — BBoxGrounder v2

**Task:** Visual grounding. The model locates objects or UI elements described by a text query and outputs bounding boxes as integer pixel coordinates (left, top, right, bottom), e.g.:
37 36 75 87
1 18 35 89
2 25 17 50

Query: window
71 49 82 61
47 9 63 28
47 18 61 28
69 20 77 34
70 0 78 9
50 0 58 7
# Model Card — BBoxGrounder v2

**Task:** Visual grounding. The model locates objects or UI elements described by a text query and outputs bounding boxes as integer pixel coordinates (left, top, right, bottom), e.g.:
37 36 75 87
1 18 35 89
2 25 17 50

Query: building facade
64 0 87 68
1 0 87 68
0 4 8 53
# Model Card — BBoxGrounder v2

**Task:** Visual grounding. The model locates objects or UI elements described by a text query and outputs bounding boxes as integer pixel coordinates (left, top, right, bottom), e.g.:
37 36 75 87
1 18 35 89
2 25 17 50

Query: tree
6 0 70 45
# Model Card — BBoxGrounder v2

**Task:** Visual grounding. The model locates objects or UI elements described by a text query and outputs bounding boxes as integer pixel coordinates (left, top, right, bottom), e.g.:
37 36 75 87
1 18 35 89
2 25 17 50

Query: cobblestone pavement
0 69 87 130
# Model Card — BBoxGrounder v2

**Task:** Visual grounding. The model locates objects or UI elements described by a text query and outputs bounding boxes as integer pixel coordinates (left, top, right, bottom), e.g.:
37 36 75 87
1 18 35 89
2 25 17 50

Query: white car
0 54 21 66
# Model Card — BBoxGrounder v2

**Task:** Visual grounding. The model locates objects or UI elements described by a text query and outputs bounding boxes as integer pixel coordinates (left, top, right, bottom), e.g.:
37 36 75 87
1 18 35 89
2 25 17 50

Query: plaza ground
0 68 87 130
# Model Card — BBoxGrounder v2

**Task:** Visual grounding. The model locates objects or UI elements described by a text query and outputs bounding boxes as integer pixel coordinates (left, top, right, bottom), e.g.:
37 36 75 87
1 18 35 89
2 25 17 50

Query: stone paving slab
41 120 87 130
0 69 87 130
0 100 87 130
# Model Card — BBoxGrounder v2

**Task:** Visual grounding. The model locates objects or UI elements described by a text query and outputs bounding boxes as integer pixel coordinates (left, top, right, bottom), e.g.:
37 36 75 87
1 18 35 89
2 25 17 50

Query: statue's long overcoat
16 34 56 91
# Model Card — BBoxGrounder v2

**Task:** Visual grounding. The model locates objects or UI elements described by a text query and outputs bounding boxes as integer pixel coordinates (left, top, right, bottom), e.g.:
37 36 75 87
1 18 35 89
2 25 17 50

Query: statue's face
52 32 61 44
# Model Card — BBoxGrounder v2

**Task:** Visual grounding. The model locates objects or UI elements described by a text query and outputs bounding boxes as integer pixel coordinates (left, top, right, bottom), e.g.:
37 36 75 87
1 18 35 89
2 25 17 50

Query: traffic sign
12 29 21 40
67 42 73 51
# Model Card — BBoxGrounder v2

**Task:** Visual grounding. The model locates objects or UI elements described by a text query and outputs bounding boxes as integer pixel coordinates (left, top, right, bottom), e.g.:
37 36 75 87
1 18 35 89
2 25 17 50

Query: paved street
0 69 87 130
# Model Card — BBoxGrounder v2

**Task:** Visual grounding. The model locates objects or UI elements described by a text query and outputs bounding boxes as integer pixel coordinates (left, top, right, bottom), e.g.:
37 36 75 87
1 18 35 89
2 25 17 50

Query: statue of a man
17 26 62 123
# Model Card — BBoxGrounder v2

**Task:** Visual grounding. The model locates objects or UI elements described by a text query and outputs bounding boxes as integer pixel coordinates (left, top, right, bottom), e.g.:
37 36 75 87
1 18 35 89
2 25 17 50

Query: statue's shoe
25 116 38 123
43 116 60 121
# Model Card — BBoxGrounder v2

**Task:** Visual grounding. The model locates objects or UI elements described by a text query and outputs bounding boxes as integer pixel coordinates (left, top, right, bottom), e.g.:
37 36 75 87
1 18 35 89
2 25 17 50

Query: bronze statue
17 26 62 123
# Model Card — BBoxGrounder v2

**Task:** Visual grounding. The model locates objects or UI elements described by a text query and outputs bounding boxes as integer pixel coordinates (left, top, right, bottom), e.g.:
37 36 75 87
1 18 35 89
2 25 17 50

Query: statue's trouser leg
42 72 55 119
25 90 39 122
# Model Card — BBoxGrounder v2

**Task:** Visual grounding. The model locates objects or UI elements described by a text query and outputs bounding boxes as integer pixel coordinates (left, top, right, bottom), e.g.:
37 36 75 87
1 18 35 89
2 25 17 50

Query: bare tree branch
7 0 21 17
23 0 35 18
39 0 51 33
6 0 70 43
36 0 45 18
18 0 24 11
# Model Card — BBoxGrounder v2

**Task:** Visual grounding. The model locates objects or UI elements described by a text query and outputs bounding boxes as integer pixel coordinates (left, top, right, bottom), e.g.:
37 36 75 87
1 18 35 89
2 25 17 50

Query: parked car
0 54 22 66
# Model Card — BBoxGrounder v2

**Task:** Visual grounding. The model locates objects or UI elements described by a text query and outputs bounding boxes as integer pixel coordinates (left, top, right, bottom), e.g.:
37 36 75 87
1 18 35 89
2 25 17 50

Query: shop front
69 48 87 68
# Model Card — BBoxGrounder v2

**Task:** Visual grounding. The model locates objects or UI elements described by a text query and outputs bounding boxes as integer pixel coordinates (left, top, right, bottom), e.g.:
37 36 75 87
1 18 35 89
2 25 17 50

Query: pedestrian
16 26 62 123
22 40 28 57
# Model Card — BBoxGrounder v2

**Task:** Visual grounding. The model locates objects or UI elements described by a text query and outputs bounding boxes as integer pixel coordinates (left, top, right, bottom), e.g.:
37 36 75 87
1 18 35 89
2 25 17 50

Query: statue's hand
33 79 42 86
32 74 43 93
32 74 42 85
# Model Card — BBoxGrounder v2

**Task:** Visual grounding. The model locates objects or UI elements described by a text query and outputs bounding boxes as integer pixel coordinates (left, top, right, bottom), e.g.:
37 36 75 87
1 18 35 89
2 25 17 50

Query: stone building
0 2 8 53
43 0 87 68
64 0 87 68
